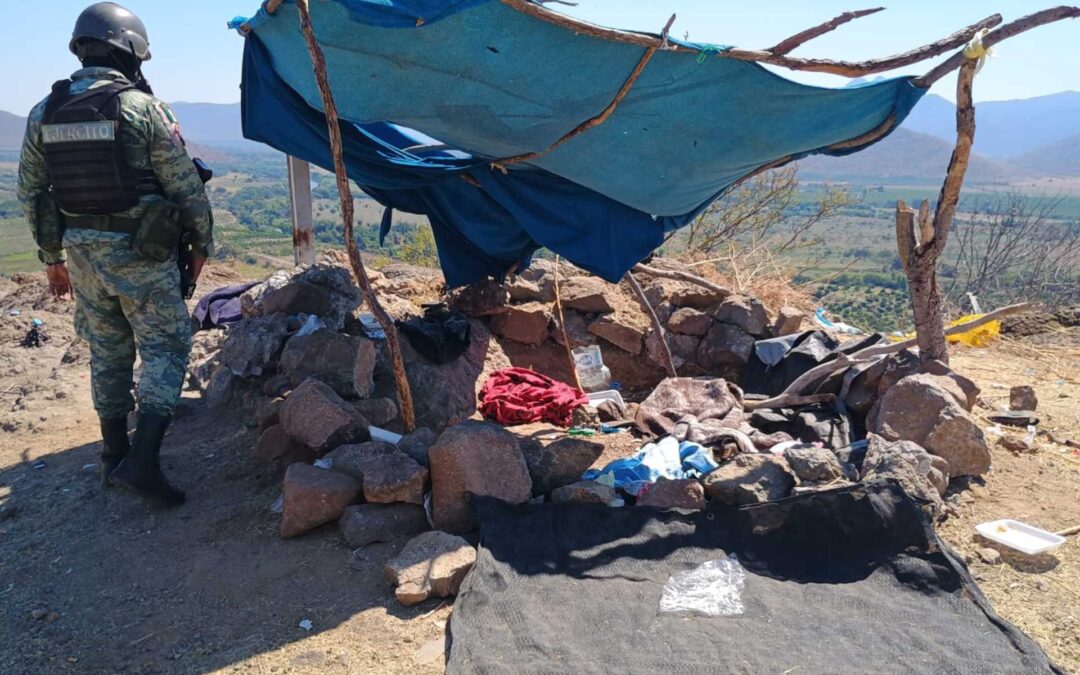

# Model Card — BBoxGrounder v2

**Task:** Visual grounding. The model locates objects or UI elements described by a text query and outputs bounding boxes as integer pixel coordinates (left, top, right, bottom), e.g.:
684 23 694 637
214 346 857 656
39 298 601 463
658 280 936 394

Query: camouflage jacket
17 67 214 264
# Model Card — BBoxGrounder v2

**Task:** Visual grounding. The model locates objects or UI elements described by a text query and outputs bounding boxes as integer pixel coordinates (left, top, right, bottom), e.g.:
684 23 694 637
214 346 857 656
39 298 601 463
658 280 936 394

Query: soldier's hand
45 263 73 301
190 256 207 283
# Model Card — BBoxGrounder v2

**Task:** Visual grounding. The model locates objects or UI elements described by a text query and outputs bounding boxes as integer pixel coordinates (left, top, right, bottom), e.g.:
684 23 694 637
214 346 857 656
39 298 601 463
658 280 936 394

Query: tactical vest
41 79 161 215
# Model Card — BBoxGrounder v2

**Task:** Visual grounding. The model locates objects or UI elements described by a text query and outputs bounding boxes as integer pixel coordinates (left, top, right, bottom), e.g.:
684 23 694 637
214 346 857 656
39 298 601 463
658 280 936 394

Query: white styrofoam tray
975 519 1067 555
587 389 625 409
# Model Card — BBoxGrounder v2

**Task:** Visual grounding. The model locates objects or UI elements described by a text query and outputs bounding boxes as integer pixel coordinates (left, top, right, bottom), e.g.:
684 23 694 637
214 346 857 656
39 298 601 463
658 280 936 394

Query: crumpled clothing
192 281 259 330
397 304 471 365
583 436 719 497
479 367 588 428
635 377 785 450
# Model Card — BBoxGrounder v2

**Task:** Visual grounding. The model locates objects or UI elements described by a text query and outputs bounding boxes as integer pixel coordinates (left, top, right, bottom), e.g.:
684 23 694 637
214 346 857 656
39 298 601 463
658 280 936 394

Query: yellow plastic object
947 314 1000 347
893 313 1001 347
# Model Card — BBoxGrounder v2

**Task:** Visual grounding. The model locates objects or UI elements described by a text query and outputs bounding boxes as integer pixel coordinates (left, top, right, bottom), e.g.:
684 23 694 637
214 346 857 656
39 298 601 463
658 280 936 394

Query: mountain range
2 91 1078 182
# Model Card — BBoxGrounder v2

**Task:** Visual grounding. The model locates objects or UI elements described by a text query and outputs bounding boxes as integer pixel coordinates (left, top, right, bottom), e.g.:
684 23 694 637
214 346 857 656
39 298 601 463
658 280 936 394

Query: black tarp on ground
448 484 1062 675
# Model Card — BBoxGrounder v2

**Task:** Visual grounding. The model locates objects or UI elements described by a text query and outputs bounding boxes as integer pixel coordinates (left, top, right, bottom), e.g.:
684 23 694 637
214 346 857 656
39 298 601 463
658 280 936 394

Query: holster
131 198 183 263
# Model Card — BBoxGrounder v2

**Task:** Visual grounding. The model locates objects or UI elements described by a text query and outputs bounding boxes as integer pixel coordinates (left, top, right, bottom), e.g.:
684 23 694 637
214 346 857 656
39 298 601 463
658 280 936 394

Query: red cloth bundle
479 367 588 427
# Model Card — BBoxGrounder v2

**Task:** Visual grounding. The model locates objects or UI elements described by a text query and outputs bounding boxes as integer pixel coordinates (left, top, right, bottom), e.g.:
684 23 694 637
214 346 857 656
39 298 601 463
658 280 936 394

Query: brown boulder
696 323 755 379
869 373 991 476
588 314 646 354
861 436 946 519
254 425 316 466
261 280 333 317
279 378 370 453
560 277 614 313
448 279 510 317
773 307 805 337
280 463 362 538
638 478 705 510
360 453 429 505
668 308 712 336
325 441 398 481
1009 385 1038 411
713 295 769 337
490 303 551 346
783 446 846 483
385 531 476 606
428 421 532 533
256 396 285 431
339 503 429 548
521 438 605 495
703 454 795 505
279 329 366 397
398 427 439 467
645 330 701 372
351 398 398 426
353 338 378 398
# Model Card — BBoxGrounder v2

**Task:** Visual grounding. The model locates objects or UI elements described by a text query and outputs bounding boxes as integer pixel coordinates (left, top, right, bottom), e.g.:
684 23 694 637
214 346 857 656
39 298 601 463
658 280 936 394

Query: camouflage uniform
17 67 213 419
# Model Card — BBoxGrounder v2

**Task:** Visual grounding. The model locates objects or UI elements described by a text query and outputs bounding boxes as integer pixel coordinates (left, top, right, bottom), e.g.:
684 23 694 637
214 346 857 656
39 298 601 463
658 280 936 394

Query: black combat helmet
69 2 151 62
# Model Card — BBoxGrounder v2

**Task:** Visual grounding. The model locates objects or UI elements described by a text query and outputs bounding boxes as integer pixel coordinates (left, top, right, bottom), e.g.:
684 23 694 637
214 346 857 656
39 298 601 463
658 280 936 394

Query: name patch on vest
41 121 116 144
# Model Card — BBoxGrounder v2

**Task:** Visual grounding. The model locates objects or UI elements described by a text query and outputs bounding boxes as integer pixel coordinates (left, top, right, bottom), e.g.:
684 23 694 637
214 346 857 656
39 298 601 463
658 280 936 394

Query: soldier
17 2 213 507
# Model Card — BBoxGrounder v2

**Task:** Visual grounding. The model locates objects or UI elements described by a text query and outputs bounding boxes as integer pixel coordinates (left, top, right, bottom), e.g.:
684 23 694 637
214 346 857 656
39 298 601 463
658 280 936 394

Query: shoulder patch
153 101 185 148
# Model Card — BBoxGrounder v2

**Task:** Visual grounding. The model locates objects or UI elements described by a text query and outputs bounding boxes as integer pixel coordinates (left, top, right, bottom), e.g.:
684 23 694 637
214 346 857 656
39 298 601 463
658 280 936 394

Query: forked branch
767 7 885 55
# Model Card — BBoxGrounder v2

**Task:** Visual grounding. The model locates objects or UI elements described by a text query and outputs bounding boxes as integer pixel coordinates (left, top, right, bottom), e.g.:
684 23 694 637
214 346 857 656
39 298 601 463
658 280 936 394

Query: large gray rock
490 303 551 346
398 428 438 467
869 373 991 476
713 295 769 337
253 425 316 466
385 531 476 606
218 313 290 378
339 503 429 548
783 446 846 483
703 454 796 505
645 330 701 372
861 435 947 519
279 329 368 397
696 322 755 380
352 338 379 399
448 279 510 317
280 463 362 538
279 378 370 453
521 438 604 495
381 320 511 431
428 421 532 533
560 277 614 313
351 398 398 426
261 280 332 318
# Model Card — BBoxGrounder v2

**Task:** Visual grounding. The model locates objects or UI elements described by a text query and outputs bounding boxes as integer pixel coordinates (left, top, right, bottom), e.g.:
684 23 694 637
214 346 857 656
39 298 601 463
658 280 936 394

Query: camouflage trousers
67 239 192 419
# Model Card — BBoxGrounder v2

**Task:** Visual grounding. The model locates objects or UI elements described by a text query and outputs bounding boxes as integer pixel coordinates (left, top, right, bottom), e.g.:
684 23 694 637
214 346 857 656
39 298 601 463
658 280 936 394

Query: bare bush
944 192 1080 311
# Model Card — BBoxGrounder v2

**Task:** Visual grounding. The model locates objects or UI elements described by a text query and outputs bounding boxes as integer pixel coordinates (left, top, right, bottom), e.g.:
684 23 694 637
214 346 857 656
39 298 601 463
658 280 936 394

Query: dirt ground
1 264 1078 674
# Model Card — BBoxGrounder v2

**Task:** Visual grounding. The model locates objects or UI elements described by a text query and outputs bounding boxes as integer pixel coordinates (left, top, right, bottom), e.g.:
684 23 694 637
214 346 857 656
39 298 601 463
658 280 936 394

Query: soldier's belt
65 214 142 234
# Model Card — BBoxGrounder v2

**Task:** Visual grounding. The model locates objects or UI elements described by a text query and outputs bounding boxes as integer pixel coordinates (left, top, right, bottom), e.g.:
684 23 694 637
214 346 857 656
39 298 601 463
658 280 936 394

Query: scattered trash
31 460 46 470
975 519 1066 556
987 411 1039 428
358 313 387 340
298 618 314 631
8 309 20 316
985 424 1005 437
813 308 863 335
369 425 403 445
313 458 333 470
573 345 612 392
81 464 96 472
270 494 284 514
586 388 625 410
20 321 49 349
659 556 746 617
295 314 327 337
584 436 718 497
568 427 597 437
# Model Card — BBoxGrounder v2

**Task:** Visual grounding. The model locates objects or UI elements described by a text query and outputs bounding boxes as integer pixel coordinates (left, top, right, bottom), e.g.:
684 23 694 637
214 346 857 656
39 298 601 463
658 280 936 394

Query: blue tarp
238 0 926 286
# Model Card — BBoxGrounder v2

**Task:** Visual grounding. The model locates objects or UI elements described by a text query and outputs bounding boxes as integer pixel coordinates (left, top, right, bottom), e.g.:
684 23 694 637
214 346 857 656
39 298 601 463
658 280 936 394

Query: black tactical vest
41 79 160 215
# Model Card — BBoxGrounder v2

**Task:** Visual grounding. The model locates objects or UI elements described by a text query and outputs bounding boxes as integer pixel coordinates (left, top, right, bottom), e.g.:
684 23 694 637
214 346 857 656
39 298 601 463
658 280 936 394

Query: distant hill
797 128 1022 184
903 91 1080 158
1013 132 1080 176
0 111 24 149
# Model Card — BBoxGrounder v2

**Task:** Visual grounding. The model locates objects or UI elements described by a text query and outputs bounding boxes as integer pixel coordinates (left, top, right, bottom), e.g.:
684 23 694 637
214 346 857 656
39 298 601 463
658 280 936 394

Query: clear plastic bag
659 556 746 617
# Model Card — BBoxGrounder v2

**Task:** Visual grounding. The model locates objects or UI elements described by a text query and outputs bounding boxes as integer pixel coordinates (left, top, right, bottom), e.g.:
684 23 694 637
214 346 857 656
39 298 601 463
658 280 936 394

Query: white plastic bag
659 556 746 617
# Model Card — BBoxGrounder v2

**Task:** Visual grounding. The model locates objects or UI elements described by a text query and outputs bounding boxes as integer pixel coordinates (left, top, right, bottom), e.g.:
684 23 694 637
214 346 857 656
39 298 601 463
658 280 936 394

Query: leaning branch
767 7 885 55
500 0 1001 77
915 6 1080 87
295 0 417 431
632 263 733 298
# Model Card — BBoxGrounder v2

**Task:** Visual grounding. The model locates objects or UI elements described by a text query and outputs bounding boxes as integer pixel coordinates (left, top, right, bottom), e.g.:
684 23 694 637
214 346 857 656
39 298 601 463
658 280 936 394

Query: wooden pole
552 256 583 391
295 0 416 431
625 271 677 378
286 156 315 266
767 8 885 55
632 263 732 298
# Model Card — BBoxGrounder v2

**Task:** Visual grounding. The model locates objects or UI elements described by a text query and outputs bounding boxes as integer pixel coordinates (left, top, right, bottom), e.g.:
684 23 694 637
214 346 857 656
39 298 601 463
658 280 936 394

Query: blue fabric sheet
583 436 719 498
238 0 926 286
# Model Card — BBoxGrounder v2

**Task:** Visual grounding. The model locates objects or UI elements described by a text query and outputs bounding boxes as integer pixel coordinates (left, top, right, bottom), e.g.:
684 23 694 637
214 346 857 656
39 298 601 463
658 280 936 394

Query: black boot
110 413 186 507
99 417 131 487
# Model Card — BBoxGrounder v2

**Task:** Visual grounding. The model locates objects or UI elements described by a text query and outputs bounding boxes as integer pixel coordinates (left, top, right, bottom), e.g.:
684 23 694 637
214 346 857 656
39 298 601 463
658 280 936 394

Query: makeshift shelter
236 0 926 287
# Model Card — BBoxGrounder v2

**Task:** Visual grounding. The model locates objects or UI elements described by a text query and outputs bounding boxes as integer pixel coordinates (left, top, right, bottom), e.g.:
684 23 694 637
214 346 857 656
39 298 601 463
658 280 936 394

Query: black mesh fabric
448 484 1062 674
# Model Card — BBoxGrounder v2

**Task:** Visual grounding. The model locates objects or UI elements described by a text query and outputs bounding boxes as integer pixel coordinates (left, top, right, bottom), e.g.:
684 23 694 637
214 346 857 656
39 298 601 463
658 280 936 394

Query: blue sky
3 0 1077 114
